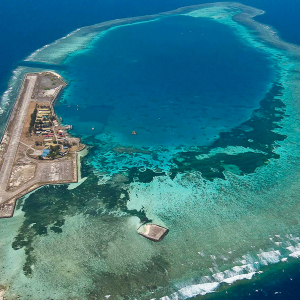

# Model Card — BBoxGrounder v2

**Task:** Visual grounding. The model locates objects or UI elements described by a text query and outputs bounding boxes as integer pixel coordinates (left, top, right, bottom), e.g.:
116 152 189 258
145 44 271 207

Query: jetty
0 72 84 218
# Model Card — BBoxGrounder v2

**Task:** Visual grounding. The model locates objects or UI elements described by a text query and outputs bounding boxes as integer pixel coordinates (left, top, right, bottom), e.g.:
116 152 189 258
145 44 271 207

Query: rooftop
41 149 50 157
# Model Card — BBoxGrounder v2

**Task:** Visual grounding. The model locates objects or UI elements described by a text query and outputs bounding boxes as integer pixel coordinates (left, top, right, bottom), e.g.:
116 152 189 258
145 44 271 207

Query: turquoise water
1 3 300 300
56 15 273 148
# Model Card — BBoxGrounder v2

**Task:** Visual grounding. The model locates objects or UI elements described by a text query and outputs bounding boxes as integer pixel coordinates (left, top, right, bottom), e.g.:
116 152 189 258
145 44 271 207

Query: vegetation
63 141 71 148
29 107 37 134
49 145 60 159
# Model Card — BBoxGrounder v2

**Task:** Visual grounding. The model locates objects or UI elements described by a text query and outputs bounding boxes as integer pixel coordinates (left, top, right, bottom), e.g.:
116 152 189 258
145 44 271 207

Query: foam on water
0 67 25 117
177 282 220 298
258 250 281 265
286 244 300 258
159 262 262 300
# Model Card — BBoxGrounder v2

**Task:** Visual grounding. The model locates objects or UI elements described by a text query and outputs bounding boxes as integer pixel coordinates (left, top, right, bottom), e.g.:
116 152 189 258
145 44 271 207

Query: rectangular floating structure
138 224 169 242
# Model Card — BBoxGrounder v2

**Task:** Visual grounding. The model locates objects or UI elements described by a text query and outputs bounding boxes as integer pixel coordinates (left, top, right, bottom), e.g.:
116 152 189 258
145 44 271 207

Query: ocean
1 1 300 299
1 0 300 131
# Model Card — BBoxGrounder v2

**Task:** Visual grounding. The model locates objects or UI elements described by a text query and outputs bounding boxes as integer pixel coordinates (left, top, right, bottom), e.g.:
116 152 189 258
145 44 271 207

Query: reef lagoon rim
2 2 300 300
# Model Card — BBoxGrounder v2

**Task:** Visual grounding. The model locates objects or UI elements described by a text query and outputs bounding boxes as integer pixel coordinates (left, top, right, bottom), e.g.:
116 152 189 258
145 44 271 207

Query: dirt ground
8 164 36 191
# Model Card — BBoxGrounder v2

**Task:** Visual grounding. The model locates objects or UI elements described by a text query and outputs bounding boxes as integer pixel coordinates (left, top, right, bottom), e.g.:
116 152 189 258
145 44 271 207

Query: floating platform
138 224 169 242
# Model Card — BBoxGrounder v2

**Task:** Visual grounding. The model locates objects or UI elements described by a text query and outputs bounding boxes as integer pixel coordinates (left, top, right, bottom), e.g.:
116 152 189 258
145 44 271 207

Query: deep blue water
0 0 300 102
55 15 273 147
201 261 300 300
1 0 300 299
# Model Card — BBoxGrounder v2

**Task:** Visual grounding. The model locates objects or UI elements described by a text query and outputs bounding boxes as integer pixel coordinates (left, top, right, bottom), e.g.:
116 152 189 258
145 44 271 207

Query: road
0 75 37 202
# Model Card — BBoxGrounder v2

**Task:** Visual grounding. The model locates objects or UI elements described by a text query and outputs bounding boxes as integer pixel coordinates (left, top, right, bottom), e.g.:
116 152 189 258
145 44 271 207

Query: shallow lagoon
56 15 274 147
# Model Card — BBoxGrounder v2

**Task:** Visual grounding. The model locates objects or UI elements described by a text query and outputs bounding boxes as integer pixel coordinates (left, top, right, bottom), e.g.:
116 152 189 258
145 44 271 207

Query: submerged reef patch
170 82 286 180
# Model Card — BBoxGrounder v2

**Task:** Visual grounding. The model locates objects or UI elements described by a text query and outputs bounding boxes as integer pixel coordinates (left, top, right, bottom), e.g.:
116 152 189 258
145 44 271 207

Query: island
0 72 85 218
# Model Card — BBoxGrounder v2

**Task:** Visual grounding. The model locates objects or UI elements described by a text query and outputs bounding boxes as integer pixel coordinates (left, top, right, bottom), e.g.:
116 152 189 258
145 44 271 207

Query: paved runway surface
0 75 37 203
